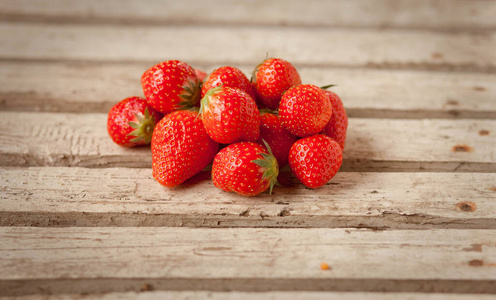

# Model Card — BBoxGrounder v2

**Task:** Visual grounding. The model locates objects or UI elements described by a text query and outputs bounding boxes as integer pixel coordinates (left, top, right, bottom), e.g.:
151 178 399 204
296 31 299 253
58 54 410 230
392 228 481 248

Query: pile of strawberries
107 58 348 196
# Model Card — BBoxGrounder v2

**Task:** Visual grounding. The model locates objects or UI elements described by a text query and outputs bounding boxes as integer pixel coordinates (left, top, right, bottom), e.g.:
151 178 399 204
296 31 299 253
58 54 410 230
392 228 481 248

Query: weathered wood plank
1 167 495 228
1 227 495 296
1 0 495 31
3 291 496 300
0 112 494 171
0 23 494 72
1 61 495 119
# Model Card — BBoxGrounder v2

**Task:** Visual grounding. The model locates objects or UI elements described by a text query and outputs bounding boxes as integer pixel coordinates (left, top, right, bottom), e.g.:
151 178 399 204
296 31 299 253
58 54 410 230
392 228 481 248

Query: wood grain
1 227 495 296
1 23 494 72
1 0 495 31
0 0 495 298
1 167 495 228
1 61 495 119
0 112 494 171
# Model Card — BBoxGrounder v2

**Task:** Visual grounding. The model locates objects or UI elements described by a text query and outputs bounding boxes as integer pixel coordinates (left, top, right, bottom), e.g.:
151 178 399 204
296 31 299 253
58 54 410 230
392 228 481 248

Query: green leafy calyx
178 77 201 108
127 107 156 144
251 140 279 195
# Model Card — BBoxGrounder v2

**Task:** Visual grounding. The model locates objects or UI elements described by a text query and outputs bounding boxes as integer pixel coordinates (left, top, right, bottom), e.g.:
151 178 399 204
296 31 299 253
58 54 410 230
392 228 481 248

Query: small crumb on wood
320 262 331 270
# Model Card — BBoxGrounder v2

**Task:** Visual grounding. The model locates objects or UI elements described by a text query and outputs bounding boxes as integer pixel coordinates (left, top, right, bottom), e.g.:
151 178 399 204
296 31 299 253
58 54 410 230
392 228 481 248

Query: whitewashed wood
0 112 494 171
1 227 495 296
0 23 494 72
1 0 495 31
1 61 495 119
1 167 495 228
3 291 496 300
0 112 150 168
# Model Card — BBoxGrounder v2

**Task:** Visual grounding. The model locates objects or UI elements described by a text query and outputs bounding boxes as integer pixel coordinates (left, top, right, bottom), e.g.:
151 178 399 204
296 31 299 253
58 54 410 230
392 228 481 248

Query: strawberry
251 58 301 110
194 69 208 83
201 66 256 100
151 109 219 187
322 89 348 149
257 110 298 168
141 60 200 114
212 141 279 196
279 84 332 137
199 86 260 144
288 134 343 188
107 96 162 147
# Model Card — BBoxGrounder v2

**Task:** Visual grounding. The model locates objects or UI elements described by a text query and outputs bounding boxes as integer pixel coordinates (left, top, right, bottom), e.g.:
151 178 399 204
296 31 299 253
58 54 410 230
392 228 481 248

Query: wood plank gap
1 278 496 297
1 211 495 229
1 13 496 34
2 291 495 300
347 109 496 120
2 101 495 120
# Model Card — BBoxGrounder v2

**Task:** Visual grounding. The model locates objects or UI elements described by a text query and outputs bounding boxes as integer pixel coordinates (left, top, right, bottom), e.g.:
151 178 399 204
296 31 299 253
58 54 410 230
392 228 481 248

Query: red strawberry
212 141 279 196
141 60 200 114
257 110 298 168
251 58 301 110
195 69 208 83
107 96 162 147
288 134 343 188
199 86 260 144
201 66 256 100
279 84 332 137
151 109 219 187
322 90 348 149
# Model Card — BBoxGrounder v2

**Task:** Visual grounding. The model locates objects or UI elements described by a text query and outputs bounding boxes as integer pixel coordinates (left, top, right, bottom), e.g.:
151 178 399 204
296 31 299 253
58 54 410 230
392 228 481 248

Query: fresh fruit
141 60 200 114
195 69 208 83
212 142 279 196
107 96 162 147
199 86 260 144
288 134 343 188
151 109 219 187
322 90 348 149
201 66 256 100
251 58 301 110
279 84 332 137
257 110 298 168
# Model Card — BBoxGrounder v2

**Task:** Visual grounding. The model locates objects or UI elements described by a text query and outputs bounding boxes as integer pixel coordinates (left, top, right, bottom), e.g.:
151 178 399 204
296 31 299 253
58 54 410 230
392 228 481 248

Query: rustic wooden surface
0 0 495 299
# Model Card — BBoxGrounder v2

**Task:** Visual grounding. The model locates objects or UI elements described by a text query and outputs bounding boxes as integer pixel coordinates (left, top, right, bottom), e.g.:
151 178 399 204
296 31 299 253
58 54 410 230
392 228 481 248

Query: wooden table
1 0 495 298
